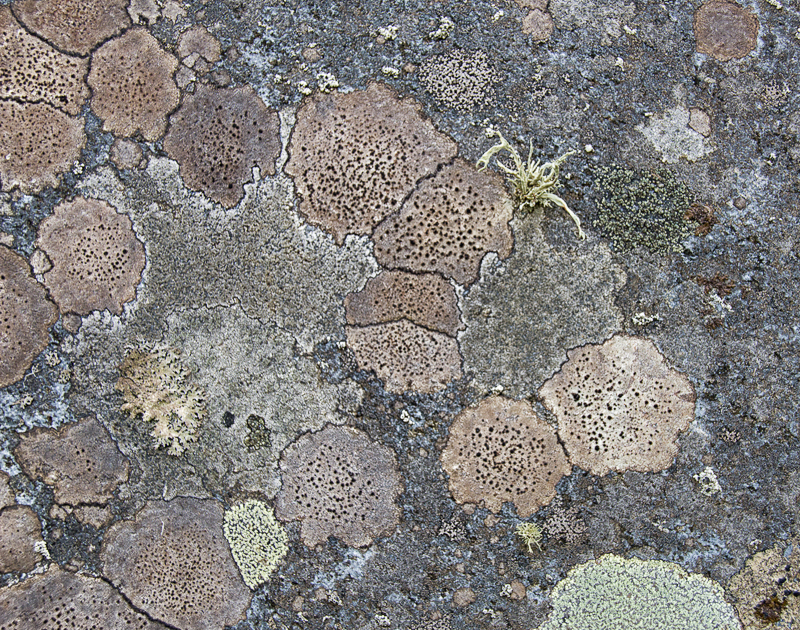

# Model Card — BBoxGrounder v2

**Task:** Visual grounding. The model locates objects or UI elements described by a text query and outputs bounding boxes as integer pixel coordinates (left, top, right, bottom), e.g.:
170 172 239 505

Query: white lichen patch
637 106 716 163
694 466 722 496
223 500 288 589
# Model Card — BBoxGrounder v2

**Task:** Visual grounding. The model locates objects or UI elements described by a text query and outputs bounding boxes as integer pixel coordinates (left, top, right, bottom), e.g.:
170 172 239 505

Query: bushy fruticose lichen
539 554 741 630
116 348 206 456
223 500 288 590
593 166 695 253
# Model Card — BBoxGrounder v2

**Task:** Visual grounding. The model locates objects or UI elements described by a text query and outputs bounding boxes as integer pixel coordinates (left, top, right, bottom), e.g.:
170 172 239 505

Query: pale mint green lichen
223 500 288 589
540 554 741 630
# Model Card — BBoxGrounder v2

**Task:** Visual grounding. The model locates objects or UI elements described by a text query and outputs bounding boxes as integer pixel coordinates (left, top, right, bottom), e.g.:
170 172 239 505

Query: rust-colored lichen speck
12 0 130 56
36 196 146 315
0 7 88 115
275 425 403 548
441 396 571 517
101 497 252 630
0 567 170 630
0 245 58 388
88 28 179 141
539 334 696 476
345 270 463 337
372 158 514 286
164 84 281 207
14 415 130 506
285 82 457 245
346 320 463 394
694 0 758 62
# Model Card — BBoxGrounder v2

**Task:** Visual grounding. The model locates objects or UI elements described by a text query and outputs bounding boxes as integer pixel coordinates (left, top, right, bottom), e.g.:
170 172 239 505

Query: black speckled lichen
593 167 695 253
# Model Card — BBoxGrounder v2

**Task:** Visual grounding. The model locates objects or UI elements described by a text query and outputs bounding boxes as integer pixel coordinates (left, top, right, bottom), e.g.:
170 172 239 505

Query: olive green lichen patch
727 536 800 628
593 166 695 253
540 554 741 630
116 347 207 456
459 221 624 398
223 500 288 589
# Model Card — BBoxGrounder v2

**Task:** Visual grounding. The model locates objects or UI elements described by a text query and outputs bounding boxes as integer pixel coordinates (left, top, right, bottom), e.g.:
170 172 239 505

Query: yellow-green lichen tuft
116 347 206 456
540 554 741 630
223 500 288 590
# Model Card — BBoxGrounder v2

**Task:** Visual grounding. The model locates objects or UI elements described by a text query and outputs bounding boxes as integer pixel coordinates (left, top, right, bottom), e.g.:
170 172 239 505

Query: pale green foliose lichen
116 347 206 456
540 554 742 630
223 500 288 590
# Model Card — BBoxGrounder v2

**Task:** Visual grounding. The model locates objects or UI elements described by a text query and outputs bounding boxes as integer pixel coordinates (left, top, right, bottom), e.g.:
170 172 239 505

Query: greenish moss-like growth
243 413 271 451
477 129 585 239
116 348 206 456
515 522 543 553
593 166 695 253
223 500 288 590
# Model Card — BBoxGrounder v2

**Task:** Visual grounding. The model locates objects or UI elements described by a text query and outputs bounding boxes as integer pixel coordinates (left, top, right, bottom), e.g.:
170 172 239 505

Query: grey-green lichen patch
78 158 378 351
593 166 695 253
164 305 361 498
637 106 716 164
550 0 635 45
540 554 742 630
459 217 625 398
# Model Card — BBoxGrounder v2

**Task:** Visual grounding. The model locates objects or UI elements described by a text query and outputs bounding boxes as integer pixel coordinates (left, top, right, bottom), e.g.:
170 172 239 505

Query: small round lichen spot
223 500 288 589
539 554 741 630
694 0 758 62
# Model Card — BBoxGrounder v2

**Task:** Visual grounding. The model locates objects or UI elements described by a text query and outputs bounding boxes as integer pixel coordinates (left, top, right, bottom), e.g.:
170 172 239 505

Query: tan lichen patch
0 7 89 115
441 396 570 517
36 196 146 315
101 497 252 630
285 82 457 245
164 84 281 207
694 0 758 62
521 9 554 41
0 245 58 388
0 471 13 510
539 334 695 476
275 425 402 548
0 567 170 629
0 506 43 573
0 100 85 194
88 28 179 141
727 536 800 628
14 415 130 506
372 158 514 286
12 0 130 56
347 320 463 394
178 26 222 64
345 270 463 337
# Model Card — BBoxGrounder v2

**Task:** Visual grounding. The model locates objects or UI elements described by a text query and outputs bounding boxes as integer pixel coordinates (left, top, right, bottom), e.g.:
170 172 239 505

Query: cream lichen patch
0 246 58 389
116 347 207 456
346 320 463 394
0 100 85 194
459 221 624 398
275 425 402 548
540 555 741 630
36 197 146 316
285 82 457 245
418 50 496 113
223 500 288 589
164 84 281 207
372 158 514 286
88 29 179 141
0 7 89 115
345 270 463 337
164 305 360 497
539 334 695 476
637 106 716 164
441 396 570 517
12 0 130 56
14 415 130 505
101 498 252 630
0 567 170 630
727 536 800 628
